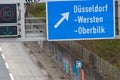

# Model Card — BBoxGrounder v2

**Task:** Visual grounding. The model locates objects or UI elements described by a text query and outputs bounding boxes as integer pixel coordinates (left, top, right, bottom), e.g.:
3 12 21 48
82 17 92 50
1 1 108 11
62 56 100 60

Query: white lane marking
0 47 2 51
9 73 15 80
5 62 9 69
2 54 5 60
0 46 14 80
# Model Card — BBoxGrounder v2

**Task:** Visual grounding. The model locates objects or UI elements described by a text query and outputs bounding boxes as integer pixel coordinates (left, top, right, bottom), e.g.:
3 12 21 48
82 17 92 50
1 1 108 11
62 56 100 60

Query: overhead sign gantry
0 0 120 42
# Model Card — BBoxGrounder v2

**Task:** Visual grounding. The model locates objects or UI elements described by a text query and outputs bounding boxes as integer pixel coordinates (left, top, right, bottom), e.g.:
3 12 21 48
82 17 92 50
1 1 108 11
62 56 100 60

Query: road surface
0 42 50 80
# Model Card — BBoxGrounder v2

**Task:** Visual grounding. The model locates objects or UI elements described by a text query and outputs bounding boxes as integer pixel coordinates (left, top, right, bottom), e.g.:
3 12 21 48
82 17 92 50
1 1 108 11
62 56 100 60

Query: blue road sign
76 61 82 69
46 0 115 41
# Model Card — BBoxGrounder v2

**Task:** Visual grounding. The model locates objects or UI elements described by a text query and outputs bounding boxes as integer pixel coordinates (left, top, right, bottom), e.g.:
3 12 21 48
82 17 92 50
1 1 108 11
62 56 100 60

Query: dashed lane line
1 53 5 60
5 62 10 69
9 73 15 80
0 47 15 80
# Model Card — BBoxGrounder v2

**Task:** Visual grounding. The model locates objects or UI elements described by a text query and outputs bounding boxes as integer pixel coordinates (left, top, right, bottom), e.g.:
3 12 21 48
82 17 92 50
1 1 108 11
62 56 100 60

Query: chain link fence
55 41 120 80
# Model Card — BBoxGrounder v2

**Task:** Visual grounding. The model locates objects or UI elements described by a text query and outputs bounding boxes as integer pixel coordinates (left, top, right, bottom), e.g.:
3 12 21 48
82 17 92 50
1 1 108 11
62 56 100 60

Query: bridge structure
0 0 120 42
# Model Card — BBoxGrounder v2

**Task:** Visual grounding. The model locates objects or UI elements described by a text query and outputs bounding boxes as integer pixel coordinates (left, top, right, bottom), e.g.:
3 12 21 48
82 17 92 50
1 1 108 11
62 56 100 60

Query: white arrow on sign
54 12 70 29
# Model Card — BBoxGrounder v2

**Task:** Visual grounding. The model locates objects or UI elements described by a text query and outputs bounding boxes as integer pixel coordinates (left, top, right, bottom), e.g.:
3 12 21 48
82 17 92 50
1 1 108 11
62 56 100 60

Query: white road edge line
5 62 9 69
9 73 15 80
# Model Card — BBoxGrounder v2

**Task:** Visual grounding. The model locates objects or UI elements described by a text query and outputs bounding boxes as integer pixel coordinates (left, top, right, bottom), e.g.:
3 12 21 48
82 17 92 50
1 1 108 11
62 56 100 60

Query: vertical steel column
115 1 119 35
20 2 26 38
118 0 120 35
